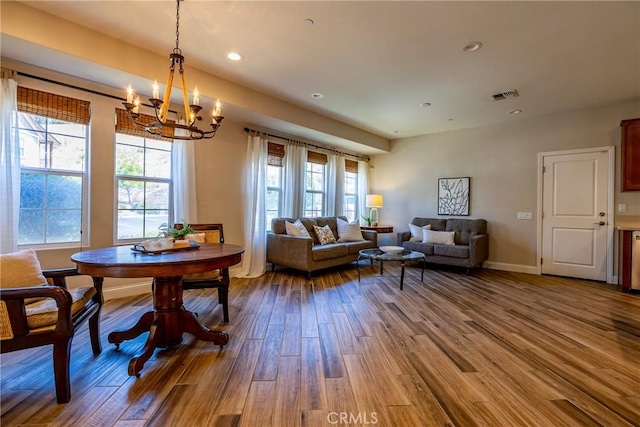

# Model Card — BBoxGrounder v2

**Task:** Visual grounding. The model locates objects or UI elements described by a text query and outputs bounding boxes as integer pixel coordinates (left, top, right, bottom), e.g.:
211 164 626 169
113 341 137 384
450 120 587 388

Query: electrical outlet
517 212 533 220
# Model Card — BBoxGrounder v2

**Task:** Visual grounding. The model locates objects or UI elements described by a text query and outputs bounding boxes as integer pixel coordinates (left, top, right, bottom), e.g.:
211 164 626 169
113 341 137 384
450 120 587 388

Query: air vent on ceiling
492 90 519 101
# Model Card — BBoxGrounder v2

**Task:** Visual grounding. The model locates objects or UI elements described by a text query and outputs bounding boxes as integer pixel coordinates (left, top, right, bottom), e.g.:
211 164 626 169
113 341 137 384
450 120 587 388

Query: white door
540 148 612 281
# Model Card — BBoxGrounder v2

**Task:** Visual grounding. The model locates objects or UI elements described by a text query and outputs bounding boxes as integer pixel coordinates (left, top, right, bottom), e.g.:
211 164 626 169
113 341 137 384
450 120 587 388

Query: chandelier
123 0 223 141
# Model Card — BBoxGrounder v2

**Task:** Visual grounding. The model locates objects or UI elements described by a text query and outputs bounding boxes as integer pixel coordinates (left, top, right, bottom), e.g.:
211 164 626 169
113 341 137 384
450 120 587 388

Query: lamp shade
366 194 384 208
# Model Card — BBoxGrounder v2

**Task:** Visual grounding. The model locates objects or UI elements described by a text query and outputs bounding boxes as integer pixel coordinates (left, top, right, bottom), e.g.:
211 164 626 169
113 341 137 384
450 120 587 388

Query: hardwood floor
2 263 640 426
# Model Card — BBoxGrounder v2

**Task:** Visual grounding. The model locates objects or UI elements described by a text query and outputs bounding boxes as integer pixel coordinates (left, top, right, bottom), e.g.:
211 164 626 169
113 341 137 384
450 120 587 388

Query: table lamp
365 194 384 226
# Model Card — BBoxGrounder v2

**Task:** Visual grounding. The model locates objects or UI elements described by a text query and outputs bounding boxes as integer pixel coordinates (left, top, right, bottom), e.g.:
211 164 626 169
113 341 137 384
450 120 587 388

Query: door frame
536 146 615 283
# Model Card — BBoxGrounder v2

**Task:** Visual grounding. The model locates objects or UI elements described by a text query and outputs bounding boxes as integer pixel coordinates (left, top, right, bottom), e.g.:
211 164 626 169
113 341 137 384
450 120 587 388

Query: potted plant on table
158 220 197 247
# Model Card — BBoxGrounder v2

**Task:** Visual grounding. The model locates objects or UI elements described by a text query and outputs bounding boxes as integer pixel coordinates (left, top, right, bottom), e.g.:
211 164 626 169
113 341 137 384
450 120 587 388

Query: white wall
369 100 640 272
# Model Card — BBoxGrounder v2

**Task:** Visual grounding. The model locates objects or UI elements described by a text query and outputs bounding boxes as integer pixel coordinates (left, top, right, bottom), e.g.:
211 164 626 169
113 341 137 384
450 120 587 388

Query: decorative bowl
379 246 404 254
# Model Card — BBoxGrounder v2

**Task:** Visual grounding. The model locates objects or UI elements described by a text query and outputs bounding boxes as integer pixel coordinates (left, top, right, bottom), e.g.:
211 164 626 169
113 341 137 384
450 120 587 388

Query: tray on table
131 244 200 255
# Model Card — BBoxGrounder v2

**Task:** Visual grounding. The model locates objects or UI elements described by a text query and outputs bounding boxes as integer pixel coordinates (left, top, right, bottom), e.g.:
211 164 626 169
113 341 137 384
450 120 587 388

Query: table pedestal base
107 277 229 377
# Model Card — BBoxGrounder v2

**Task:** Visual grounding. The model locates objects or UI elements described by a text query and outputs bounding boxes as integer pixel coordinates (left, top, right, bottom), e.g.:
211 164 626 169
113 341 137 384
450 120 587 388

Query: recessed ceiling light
311 93 324 99
448 118 454 121
393 130 403 134
227 52 243 61
509 109 522 114
420 102 431 107
303 18 315 26
463 42 483 52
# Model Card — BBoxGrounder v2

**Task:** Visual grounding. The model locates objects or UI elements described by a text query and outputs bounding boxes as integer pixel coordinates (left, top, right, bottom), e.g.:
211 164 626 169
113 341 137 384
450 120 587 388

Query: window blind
307 150 327 165
345 159 358 173
268 142 285 167
115 108 175 140
17 86 91 125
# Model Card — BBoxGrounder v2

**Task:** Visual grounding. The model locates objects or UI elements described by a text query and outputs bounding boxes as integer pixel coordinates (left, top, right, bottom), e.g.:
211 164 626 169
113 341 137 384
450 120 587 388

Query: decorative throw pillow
408 223 431 242
285 219 311 238
0 249 48 304
0 249 47 289
337 218 365 242
422 229 455 245
313 224 337 245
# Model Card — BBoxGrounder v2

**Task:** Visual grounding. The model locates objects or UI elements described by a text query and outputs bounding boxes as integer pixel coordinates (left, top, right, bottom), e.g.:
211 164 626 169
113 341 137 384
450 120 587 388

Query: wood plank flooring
2 263 640 426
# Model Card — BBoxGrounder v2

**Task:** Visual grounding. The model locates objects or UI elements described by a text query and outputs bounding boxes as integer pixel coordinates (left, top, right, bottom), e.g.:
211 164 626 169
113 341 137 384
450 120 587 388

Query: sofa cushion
446 219 487 245
408 223 431 241
434 244 469 259
316 216 345 241
285 219 311 238
312 244 348 261
337 218 365 242
422 229 455 245
411 218 447 231
313 225 337 245
402 241 435 255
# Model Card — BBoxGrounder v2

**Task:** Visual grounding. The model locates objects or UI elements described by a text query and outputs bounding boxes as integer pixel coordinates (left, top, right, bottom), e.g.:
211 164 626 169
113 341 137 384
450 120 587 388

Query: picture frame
438 177 470 216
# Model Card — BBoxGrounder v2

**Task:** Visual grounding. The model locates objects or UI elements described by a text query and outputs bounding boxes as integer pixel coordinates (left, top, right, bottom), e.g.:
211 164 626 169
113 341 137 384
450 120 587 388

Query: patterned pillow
313 224 337 245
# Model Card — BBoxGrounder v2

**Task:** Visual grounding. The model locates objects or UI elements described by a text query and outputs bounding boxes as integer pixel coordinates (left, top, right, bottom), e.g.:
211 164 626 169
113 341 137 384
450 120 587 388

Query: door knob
593 221 606 226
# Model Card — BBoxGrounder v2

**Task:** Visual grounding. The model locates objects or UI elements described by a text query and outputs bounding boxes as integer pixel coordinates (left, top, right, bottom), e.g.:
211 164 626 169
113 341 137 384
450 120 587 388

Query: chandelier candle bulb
133 97 140 114
152 80 160 99
192 87 199 106
214 99 222 119
126 83 134 103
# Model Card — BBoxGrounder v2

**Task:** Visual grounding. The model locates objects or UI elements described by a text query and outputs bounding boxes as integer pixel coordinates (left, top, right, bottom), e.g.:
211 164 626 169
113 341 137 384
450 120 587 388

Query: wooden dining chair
0 249 103 403
174 223 230 322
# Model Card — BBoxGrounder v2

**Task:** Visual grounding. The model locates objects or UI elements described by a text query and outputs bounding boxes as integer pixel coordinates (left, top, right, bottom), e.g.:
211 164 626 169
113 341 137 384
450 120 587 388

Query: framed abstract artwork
438 177 470 216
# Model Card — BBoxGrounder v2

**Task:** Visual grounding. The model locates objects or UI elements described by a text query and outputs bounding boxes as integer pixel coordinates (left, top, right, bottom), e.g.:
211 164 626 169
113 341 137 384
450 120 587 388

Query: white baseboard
483 261 537 275
103 281 151 301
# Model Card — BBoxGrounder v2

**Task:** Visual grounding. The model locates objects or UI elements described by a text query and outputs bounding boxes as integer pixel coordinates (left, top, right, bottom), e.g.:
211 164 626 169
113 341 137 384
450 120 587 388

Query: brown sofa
397 217 489 272
267 216 377 276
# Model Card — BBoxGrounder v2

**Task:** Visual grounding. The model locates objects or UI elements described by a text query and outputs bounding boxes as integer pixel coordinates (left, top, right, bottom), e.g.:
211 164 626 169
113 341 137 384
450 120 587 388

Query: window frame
16 112 89 249
114 132 173 244
304 160 326 218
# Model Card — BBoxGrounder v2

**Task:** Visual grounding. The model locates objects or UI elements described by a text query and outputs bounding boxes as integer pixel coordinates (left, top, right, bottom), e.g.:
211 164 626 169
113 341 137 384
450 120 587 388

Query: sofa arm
469 234 489 267
361 230 378 247
267 233 314 270
397 231 411 246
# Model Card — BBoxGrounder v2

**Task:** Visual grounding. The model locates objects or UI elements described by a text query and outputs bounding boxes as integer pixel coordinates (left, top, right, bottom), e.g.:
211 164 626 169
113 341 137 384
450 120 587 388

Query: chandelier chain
174 0 181 54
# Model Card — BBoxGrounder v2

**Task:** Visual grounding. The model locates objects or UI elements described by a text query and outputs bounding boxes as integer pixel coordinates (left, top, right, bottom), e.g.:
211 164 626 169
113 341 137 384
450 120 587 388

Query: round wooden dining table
71 243 244 377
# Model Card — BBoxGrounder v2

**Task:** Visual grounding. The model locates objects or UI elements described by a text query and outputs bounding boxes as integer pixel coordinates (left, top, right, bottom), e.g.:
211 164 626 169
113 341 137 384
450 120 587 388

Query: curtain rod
16 71 178 114
243 126 369 161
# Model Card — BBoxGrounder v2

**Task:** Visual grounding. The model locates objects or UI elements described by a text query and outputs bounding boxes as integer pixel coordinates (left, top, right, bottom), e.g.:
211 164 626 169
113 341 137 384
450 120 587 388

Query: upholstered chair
0 249 103 403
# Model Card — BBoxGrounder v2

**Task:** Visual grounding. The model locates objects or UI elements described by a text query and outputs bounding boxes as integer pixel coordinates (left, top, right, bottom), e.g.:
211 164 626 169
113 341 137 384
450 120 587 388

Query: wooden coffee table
357 248 425 290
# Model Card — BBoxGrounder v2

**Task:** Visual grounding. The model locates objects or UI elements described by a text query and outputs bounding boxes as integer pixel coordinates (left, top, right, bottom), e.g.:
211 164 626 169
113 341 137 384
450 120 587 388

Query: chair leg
89 309 102 355
218 285 229 323
52 335 73 404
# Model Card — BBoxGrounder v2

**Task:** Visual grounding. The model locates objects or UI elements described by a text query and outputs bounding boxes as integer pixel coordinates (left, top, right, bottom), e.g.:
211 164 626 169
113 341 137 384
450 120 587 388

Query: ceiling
6 1 640 152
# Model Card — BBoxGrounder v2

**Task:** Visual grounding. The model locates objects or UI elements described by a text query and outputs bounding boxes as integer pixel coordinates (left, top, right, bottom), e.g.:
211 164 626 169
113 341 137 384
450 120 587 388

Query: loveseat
267 216 377 276
397 217 488 272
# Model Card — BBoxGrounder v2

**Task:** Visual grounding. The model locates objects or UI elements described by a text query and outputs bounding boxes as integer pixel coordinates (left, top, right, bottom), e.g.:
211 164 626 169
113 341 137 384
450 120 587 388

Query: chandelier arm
179 69 192 124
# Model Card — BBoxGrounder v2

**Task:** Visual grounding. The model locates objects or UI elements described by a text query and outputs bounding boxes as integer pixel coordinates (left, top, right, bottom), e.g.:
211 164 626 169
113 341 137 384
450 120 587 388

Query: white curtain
0 70 19 253
172 121 197 225
325 153 345 217
237 133 268 278
282 141 307 218
357 160 370 226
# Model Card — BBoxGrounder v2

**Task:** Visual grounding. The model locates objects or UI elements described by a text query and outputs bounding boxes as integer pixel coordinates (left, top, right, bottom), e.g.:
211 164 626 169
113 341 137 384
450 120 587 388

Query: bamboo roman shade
115 108 175 140
345 159 358 173
17 86 91 125
307 151 327 165
268 142 285 167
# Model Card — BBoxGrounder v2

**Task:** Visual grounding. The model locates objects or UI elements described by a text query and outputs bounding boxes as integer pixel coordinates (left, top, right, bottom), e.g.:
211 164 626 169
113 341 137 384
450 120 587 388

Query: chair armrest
1 285 73 336
397 231 411 246
469 234 489 267
361 230 378 247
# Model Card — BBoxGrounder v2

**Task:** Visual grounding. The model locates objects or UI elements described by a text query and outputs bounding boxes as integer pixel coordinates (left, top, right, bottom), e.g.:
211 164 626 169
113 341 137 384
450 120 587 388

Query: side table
361 225 394 233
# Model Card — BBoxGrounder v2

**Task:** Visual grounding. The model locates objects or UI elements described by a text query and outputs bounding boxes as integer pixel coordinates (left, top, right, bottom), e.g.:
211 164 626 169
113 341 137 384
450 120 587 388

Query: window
344 159 359 222
115 109 172 241
266 142 284 231
304 151 327 217
16 87 90 247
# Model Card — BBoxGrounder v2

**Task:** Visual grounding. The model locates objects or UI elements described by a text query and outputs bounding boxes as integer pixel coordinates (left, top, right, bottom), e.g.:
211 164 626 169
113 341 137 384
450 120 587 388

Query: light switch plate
517 212 533 220
618 203 627 213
